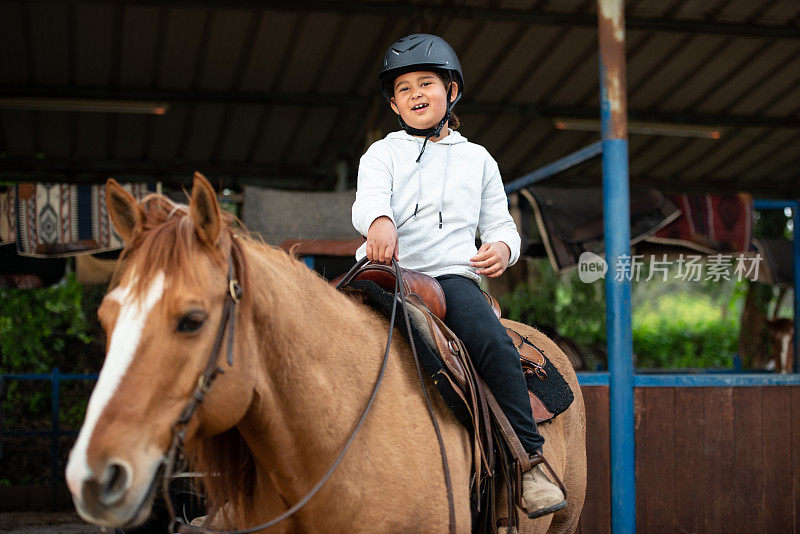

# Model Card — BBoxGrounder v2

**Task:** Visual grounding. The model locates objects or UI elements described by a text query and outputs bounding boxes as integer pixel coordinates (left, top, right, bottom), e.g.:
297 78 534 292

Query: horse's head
66 173 254 528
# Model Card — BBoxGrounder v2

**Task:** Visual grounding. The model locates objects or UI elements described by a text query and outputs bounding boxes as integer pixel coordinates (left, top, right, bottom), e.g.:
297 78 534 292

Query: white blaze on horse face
66 271 166 496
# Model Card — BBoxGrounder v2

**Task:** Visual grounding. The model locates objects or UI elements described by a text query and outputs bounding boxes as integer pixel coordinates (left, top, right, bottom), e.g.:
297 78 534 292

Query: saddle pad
350 279 473 427
350 280 574 426
508 327 575 420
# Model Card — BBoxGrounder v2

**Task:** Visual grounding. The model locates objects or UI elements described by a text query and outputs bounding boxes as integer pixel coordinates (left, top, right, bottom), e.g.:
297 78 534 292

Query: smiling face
389 71 458 135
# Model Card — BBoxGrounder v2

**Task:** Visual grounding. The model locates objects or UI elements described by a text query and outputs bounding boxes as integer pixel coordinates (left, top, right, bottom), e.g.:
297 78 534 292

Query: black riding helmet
379 34 464 161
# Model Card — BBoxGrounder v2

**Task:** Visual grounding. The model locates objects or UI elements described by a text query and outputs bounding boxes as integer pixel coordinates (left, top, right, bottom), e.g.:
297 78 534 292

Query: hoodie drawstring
414 139 422 219
410 132 452 228
438 144 450 229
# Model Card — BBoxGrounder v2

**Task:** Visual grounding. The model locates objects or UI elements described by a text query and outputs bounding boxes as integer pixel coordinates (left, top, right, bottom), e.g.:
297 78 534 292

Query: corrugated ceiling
0 0 798 196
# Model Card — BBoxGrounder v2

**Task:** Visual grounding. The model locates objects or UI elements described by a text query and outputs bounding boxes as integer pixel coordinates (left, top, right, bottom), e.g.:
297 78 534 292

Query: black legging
436 274 544 455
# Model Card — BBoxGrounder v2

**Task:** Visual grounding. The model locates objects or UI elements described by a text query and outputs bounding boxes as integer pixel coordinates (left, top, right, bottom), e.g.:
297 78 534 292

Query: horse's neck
237 245 394 470
243 246 381 367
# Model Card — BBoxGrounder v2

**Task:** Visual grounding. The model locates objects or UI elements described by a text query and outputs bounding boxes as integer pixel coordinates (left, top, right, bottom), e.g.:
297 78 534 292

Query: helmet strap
394 74 456 163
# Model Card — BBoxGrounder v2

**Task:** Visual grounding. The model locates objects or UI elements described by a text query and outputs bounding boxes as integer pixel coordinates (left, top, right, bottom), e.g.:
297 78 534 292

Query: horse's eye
177 311 206 333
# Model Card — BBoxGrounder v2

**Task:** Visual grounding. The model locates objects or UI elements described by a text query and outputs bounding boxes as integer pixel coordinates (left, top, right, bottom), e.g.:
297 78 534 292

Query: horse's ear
190 171 222 247
106 179 144 244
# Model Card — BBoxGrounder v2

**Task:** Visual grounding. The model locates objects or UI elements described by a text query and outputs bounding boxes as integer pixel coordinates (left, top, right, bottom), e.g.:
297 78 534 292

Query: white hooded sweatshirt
352 129 521 282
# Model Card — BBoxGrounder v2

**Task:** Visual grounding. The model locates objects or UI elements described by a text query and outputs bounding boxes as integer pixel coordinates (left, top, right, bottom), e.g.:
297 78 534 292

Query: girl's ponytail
449 112 461 130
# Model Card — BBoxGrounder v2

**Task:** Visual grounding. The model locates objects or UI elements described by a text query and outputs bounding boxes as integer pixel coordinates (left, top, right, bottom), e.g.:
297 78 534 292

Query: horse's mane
114 192 320 305
190 427 257 526
111 194 237 296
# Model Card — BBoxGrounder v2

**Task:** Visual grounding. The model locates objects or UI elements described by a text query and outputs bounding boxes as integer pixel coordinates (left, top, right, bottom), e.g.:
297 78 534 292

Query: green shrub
1 273 104 431
501 281 557 331
500 259 741 369
500 260 606 349
0 273 97 374
632 293 738 368
553 278 606 348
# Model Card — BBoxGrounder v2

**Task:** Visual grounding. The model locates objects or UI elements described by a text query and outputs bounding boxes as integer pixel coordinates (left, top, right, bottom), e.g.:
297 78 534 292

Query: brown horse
66 173 586 533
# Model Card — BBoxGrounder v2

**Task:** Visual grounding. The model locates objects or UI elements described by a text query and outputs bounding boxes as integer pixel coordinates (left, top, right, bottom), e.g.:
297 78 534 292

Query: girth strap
393 271 458 534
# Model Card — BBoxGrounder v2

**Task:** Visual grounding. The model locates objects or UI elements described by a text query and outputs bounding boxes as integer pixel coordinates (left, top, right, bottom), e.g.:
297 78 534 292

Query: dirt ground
0 511 100 533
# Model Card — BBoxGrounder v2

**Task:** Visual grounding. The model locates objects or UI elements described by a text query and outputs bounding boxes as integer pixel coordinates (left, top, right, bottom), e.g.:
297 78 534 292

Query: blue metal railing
504 140 603 194
576 372 800 387
3 366 800 512
0 368 98 506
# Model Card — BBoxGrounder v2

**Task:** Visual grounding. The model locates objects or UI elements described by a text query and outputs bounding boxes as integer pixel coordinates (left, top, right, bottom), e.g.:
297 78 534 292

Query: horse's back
499 319 587 534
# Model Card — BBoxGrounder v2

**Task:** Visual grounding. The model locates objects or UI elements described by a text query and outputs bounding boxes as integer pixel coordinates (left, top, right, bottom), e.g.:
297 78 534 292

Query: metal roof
0 0 798 196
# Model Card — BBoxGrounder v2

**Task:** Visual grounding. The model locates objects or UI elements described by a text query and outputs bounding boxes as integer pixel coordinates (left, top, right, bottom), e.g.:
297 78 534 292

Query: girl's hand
470 242 510 278
366 216 399 264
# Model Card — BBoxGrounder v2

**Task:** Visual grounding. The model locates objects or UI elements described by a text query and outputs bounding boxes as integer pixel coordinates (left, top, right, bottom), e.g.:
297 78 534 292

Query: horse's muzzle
68 456 161 528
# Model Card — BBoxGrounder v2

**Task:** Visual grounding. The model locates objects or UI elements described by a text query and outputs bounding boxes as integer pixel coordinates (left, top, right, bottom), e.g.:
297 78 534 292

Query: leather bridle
162 254 242 533
162 256 456 534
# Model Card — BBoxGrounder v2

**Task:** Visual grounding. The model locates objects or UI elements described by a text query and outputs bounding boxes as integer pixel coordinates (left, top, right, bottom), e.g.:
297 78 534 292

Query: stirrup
515 452 568 517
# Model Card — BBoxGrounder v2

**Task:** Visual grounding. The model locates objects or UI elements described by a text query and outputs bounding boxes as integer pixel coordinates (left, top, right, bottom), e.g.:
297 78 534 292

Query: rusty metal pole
598 0 635 532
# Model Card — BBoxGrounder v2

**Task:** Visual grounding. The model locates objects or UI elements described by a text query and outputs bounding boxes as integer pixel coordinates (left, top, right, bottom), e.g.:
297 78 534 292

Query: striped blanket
0 187 14 245
13 182 155 257
644 193 753 254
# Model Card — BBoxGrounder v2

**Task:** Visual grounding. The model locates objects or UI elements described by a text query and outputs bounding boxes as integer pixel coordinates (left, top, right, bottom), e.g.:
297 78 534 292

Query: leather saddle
333 260 571 531
332 262 555 423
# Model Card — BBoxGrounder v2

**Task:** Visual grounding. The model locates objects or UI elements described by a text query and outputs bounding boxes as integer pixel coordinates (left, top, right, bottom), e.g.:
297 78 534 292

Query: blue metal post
51 367 60 508
753 199 800 373
794 206 800 373
598 0 635 532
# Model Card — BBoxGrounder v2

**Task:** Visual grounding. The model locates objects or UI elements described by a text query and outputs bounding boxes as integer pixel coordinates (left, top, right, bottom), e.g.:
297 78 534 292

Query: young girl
351 34 566 519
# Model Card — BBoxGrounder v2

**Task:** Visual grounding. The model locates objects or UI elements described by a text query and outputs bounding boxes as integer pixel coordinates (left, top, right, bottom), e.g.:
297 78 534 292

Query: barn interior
0 1 799 530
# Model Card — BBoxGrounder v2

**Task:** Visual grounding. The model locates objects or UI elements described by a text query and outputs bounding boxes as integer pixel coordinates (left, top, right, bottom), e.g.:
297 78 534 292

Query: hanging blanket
520 187 680 273
242 186 361 246
643 193 753 254
14 182 156 257
0 187 15 245
753 237 792 286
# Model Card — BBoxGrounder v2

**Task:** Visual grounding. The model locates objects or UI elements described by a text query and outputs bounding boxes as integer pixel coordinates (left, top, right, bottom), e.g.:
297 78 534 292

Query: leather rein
162 256 456 534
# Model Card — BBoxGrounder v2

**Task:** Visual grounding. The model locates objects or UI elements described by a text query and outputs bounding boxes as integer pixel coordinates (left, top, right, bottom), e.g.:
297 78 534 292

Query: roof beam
0 157 332 185
3 86 800 130
42 0 800 40
543 173 800 197
3 156 798 197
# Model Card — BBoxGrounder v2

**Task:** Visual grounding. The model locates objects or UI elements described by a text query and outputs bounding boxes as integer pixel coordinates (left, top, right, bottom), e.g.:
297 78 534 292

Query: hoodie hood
386 128 468 145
